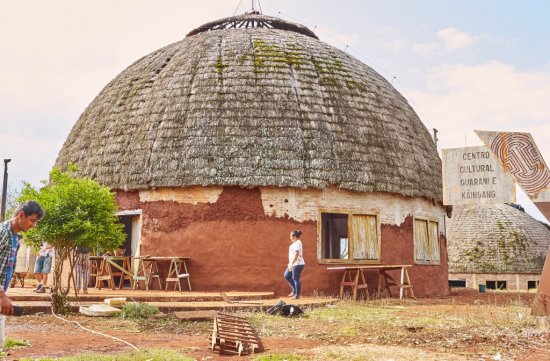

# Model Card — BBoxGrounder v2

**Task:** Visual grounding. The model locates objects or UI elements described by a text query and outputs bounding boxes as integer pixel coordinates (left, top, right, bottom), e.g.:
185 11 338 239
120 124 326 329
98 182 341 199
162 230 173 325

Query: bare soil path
4 289 550 361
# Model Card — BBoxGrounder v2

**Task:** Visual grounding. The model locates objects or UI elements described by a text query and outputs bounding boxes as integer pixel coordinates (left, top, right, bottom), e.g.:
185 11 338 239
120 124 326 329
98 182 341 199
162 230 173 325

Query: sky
0 0 549 222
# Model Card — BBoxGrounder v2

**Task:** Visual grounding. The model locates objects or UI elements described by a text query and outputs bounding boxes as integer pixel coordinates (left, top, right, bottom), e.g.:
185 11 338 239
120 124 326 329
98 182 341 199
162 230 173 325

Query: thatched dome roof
56 13 441 200
447 204 550 274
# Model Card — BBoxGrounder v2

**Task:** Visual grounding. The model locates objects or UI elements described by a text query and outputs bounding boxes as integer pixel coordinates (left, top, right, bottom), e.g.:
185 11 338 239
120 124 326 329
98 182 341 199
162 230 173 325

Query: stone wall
450 272 540 291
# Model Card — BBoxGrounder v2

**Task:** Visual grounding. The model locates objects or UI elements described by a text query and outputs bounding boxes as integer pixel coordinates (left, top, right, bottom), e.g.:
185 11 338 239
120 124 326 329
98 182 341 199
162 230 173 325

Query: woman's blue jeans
284 264 305 299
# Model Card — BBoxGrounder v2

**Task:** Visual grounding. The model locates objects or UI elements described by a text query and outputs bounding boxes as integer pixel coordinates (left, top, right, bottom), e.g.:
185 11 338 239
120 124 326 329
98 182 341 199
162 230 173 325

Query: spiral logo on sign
490 133 550 196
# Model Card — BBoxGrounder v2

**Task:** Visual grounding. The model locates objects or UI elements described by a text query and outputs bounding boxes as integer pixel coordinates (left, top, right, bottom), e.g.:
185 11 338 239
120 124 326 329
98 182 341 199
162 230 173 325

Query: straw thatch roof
56 13 441 200
447 204 550 274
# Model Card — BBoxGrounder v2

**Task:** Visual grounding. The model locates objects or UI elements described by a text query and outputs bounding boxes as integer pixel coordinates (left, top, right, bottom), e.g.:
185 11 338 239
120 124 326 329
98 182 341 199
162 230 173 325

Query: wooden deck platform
8 286 337 314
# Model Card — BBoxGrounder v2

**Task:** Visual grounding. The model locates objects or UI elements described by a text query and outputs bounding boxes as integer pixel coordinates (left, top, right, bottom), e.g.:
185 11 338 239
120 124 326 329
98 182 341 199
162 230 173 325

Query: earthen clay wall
116 186 449 297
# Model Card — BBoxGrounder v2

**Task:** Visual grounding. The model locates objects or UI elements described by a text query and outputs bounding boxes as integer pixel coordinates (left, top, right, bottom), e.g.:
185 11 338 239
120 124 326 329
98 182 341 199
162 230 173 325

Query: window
449 280 466 288
320 212 379 261
486 280 507 290
497 281 507 290
528 281 539 290
414 218 440 264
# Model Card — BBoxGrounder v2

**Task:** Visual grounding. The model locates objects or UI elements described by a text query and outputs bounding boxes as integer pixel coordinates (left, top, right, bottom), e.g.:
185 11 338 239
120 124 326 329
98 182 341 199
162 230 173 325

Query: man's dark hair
14 201 44 220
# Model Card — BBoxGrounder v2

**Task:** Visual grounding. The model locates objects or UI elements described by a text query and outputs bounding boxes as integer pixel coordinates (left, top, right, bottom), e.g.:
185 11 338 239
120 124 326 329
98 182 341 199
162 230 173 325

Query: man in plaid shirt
0 201 44 315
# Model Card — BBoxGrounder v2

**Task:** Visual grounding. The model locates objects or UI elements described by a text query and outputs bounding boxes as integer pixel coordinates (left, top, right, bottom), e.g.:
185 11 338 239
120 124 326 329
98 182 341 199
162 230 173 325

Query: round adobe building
57 13 448 297
448 203 550 291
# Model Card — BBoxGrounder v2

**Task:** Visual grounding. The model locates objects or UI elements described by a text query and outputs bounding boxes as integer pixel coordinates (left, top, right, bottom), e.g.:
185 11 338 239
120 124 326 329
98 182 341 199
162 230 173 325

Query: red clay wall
116 187 449 298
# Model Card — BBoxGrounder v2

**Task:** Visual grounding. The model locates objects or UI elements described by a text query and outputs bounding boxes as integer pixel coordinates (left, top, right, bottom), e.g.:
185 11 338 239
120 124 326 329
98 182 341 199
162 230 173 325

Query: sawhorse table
95 256 133 290
164 257 192 291
327 264 415 300
132 256 163 290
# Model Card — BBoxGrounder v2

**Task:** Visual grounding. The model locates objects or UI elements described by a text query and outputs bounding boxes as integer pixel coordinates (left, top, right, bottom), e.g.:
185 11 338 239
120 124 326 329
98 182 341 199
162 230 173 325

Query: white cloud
384 40 408 54
315 25 360 49
413 42 440 56
436 27 478 51
408 61 550 222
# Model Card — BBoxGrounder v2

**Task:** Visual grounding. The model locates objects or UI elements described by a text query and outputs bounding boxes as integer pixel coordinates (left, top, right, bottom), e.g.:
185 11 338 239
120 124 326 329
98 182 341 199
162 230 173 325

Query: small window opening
321 213 348 259
497 281 507 290
449 280 466 288
486 281 496 290
528 280 539 290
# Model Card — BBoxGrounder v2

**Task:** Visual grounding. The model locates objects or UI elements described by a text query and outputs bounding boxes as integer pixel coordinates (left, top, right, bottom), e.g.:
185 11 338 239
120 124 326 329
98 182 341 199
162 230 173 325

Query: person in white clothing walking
284 230 305 299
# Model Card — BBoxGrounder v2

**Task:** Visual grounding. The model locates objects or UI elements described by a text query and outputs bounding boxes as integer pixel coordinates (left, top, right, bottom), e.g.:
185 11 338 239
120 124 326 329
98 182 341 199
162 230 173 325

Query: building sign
476 130 550 317
442 146 516 205
476 131 550 205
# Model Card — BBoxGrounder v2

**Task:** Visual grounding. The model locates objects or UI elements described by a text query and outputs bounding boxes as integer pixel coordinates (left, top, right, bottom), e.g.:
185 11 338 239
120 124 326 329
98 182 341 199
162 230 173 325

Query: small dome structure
57 13 440 200
448 204 550 274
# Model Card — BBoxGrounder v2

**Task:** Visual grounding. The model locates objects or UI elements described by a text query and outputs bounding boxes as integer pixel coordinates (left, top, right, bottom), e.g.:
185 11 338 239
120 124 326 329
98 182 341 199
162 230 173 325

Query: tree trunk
50 246 77 314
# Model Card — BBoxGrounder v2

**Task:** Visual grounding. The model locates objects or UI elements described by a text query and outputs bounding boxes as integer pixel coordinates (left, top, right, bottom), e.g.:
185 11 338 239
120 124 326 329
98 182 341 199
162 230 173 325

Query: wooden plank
327 264 411 270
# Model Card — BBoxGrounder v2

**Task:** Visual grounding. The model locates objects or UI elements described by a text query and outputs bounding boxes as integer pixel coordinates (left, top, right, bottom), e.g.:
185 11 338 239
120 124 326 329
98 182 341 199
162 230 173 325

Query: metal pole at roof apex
1 159 11 222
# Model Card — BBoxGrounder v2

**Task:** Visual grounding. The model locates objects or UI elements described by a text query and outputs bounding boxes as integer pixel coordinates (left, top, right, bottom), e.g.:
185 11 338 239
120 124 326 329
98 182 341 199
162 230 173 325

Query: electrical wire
48 292 139 351
233 0 244 16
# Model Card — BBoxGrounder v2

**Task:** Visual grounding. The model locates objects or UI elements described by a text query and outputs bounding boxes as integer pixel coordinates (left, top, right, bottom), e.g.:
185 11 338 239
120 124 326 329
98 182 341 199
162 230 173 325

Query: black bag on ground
266 300 304 317
267 300 286 315
281 304 304 317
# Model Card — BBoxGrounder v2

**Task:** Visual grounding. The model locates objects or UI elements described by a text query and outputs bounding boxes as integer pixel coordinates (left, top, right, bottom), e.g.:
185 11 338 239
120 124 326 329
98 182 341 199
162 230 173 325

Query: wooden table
94 256 134 290
327 264 415 300
133 256 192 291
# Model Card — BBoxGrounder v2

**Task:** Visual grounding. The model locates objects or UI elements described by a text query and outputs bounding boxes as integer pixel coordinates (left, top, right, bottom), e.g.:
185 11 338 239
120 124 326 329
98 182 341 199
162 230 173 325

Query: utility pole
1 159 11 222
433 128 439 149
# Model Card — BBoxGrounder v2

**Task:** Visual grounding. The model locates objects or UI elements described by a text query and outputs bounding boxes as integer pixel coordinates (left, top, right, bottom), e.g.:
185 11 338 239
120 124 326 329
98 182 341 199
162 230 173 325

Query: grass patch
19 348 193 361
4 337 29 349
121 302 159 319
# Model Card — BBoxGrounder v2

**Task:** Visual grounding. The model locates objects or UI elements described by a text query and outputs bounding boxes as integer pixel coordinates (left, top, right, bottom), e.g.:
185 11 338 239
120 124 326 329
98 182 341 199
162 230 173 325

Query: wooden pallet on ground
210 312 262 356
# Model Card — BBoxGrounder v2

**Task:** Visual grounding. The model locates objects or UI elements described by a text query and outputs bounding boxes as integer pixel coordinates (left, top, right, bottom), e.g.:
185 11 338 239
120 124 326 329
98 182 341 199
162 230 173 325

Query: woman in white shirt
284 230 305 299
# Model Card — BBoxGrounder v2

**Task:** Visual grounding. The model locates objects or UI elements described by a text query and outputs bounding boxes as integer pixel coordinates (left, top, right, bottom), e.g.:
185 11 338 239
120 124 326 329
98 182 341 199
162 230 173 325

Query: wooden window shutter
414 219 429 261
428 221 440 261
351 214 379 260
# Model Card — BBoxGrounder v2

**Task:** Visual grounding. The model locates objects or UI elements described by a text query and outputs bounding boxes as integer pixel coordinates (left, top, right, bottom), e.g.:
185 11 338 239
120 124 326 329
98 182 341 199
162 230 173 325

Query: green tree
18 164 125 313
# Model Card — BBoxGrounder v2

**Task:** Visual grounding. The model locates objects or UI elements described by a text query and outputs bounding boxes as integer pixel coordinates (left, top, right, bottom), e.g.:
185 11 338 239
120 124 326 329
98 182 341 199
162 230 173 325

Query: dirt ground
4 289 550 361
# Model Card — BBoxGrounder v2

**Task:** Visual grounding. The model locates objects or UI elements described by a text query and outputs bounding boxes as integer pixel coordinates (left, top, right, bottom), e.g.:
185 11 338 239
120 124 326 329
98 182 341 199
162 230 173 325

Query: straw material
56 14 441 200
448 204 550 274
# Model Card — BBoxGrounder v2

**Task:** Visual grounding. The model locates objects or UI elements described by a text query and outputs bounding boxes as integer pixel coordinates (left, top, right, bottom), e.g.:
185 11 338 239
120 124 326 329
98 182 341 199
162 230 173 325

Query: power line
233 0 244 16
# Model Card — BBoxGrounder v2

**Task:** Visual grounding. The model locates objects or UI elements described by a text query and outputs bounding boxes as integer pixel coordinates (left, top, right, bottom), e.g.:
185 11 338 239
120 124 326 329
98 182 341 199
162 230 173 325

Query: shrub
121 302 159 319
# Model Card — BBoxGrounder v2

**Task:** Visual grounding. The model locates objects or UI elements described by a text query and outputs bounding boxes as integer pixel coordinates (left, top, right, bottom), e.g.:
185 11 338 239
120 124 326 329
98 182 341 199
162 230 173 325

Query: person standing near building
0 201 44 315
284 230 305 299
74 246 90 294
33 242 54 293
